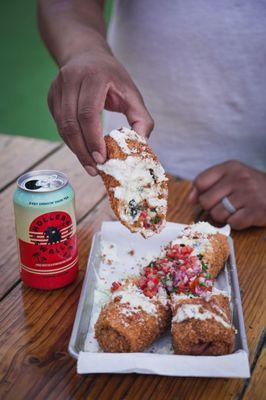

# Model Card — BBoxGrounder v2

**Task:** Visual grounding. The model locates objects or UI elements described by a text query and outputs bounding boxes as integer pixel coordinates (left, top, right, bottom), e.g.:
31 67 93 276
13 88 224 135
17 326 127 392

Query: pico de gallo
137 244 213 298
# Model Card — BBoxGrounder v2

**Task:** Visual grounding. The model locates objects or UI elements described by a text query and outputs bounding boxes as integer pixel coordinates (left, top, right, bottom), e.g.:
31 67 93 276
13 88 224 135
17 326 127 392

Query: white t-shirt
104 0 266 179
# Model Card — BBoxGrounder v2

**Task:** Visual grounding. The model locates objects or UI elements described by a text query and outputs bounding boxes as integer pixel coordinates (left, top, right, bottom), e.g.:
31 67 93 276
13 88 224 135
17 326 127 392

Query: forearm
38 0 111 67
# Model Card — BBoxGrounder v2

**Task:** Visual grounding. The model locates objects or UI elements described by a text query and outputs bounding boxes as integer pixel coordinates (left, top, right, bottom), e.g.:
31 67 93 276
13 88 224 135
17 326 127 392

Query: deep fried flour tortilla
95 282 170 352
171 290 235 355
97 127 168 238
180 222 230 278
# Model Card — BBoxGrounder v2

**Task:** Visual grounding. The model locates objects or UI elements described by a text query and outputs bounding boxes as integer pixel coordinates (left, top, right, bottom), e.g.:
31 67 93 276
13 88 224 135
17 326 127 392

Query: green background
0 0 112 141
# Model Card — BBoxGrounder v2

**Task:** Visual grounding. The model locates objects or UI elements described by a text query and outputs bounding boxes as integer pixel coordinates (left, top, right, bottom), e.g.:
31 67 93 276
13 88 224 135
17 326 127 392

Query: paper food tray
68 222 250 377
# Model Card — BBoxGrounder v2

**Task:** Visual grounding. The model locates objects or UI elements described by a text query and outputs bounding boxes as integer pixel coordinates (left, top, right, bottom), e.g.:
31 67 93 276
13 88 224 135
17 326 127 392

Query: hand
189 160 266 230
48 51 154 175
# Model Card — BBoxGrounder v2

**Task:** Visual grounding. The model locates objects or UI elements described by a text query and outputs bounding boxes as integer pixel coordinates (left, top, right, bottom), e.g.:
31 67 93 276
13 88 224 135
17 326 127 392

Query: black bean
149 169 156 182
129 199 137 207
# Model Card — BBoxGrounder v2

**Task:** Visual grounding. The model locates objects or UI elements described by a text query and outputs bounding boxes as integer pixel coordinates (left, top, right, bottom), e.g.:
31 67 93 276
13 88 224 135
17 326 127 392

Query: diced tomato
158 258 169 264
138 276 147 290
177 283 186 293
159 265 169 274
189 278 199 293
143 220 151 229
144 267 152 276
140 211 148 219
153 276 160 285
143 287 157 298
166 252 178 259
111 281 121 292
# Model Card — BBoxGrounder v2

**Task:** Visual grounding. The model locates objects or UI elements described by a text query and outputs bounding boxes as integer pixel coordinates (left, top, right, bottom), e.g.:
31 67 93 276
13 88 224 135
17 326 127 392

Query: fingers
48 60 154 178
60 78 97 175
124 88 154 139
227 209 253 230
188 187 199 204
78 76 107 164
188 160 264 230
49 74 98 176
209 193 243 223
197 177 233 211
48 79 61 122
193 163 227 194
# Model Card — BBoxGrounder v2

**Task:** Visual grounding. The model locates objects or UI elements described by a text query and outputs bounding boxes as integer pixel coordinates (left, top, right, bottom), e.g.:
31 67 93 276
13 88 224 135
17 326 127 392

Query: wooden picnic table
0 133 265 400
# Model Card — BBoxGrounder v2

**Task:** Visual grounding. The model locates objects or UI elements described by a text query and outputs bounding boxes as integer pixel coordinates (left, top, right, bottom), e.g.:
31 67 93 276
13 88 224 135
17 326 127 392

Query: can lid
17 170 69 192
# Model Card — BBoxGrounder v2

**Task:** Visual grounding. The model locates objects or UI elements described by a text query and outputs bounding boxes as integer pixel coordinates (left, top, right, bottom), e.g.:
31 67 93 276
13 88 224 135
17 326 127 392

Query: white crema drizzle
171 288 229 304
172 302 232 330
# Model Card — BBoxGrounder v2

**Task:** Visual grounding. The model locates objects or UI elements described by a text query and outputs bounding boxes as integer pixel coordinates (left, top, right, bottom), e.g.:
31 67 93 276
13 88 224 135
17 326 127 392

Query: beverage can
13 170 78 289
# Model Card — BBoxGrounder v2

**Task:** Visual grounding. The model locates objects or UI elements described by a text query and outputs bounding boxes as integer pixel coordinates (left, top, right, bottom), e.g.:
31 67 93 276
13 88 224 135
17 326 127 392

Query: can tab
36 174 64 189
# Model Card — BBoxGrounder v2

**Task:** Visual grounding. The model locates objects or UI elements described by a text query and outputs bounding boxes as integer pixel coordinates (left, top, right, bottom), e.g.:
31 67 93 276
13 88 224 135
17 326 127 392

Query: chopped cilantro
150 215 161 224
199 281 206 287
201 261 208 272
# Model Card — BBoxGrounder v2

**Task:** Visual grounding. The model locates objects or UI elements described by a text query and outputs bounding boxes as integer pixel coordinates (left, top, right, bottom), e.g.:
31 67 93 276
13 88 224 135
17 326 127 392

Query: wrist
57 29 112 67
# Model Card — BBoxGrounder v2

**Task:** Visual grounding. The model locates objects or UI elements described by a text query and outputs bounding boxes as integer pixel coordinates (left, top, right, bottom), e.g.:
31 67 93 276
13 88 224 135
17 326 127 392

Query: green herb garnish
199 281 206 287
150 215 161 224
201 261 208 272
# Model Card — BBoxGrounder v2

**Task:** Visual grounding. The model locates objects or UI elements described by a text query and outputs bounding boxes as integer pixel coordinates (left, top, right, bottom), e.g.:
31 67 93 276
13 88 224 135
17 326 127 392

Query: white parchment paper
77 222 250 377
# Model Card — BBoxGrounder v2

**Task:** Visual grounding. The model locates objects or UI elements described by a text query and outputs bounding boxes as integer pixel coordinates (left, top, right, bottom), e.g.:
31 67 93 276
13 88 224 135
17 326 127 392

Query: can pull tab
36 174 64 189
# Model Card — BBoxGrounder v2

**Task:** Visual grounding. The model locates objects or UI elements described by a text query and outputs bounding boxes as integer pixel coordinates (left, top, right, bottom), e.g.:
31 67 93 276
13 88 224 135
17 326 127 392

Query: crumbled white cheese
120 307 139 317
185 222 220 236
113 283 158 315
109 127 146 154
157 287 169 307
98 156 167 223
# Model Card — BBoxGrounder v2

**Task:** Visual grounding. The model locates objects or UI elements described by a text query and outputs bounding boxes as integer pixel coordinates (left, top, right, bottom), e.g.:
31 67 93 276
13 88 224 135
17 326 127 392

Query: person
38 0 266 230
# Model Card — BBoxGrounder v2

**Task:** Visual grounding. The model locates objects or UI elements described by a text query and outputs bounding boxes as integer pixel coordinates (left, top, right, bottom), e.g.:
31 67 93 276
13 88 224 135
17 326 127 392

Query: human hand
48 51 154 176
188 160 266 230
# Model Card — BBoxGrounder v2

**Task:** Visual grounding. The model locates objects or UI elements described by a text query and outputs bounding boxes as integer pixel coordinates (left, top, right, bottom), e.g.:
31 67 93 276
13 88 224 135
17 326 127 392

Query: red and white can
13 170 78 290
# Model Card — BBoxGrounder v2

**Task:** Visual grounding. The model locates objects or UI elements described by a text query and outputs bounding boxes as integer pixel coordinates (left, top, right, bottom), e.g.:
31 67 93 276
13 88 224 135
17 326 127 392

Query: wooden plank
242 344 266 400
0 134 60 191
0 145 106 299
0 178 265 400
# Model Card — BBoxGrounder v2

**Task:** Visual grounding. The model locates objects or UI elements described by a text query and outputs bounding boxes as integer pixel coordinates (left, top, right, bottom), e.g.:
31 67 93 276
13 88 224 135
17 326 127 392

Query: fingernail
92 151 105 164
84 165 98 176
188 187 198 203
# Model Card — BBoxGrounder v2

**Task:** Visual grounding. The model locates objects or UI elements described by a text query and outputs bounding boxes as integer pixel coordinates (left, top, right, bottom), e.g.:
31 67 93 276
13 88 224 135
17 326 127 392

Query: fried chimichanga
172 222 230 278
171 289 235 355
97 127 168 238
95 282 170 352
